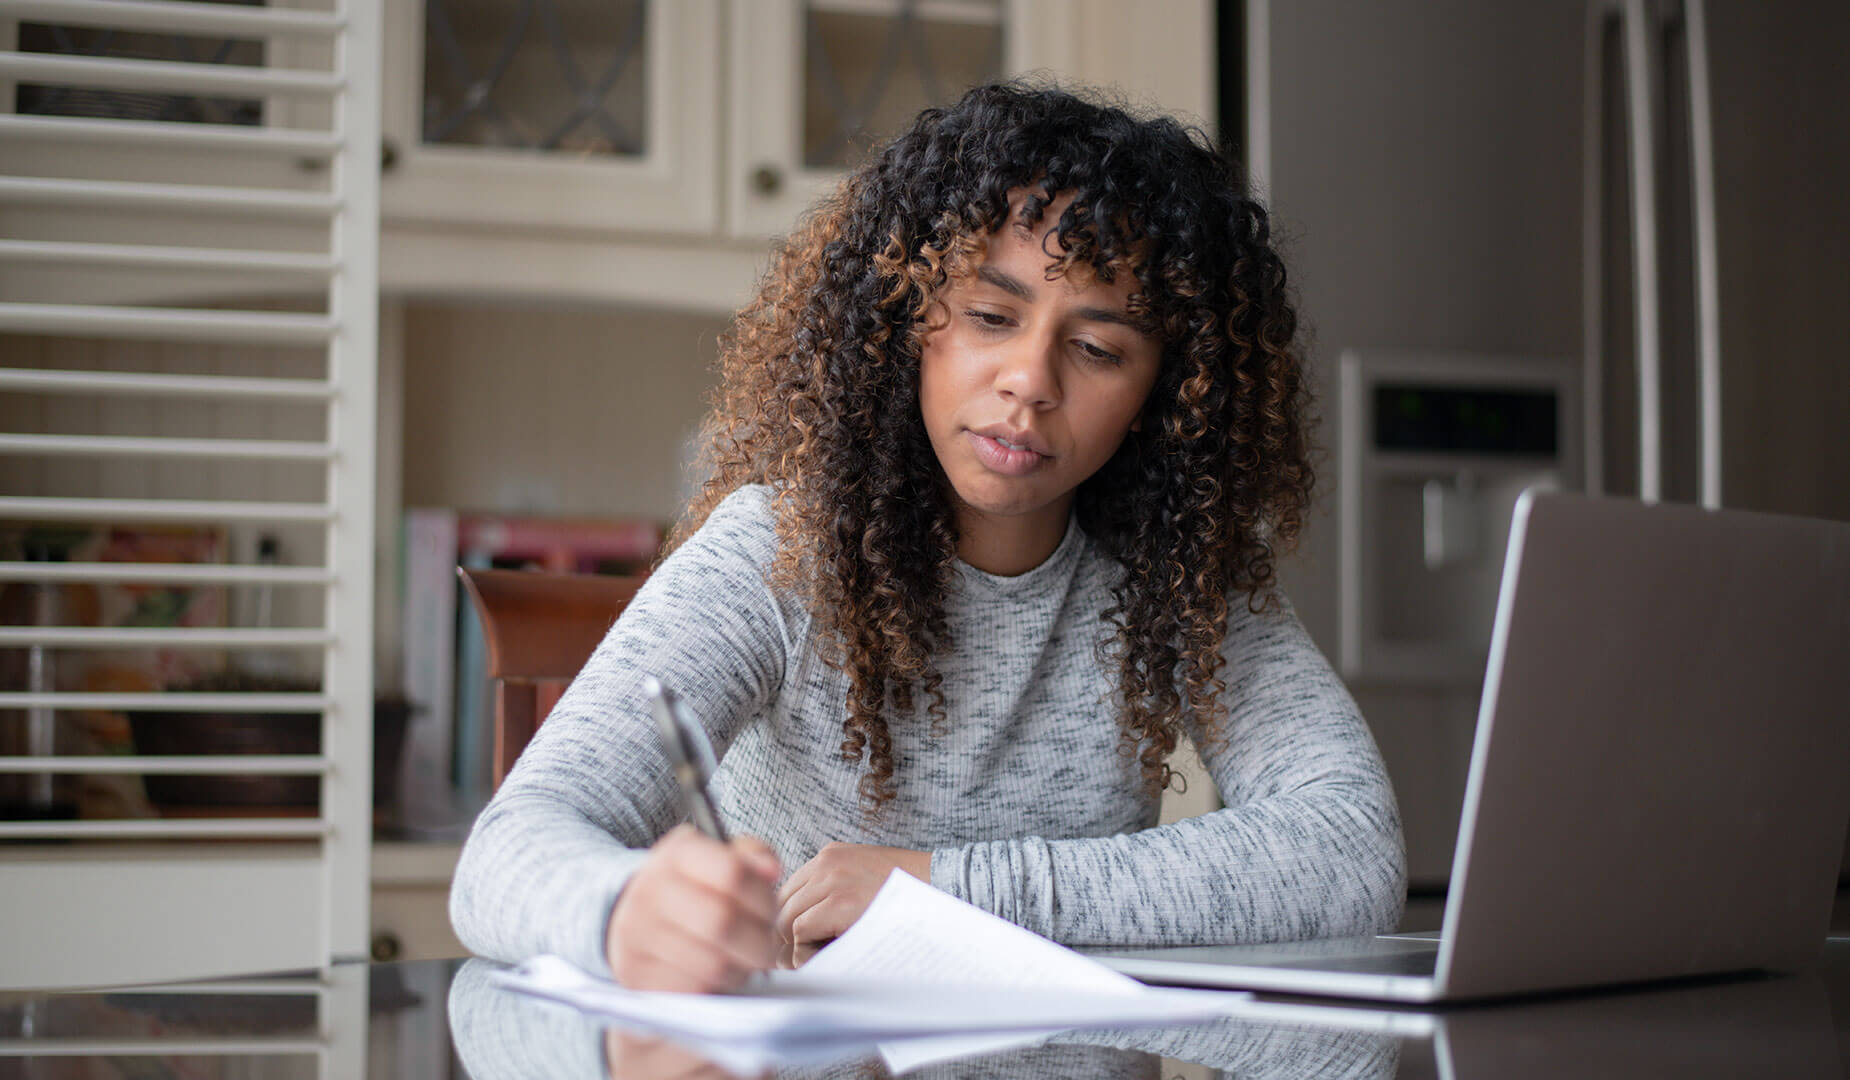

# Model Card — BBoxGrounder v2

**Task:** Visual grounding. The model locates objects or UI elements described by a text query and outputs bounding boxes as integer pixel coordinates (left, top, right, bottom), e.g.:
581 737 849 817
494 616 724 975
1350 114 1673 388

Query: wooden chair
456 567 644 789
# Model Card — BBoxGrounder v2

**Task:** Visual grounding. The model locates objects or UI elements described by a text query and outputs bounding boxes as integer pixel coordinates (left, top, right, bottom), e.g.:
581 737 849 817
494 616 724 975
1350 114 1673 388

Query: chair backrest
456 567 643 789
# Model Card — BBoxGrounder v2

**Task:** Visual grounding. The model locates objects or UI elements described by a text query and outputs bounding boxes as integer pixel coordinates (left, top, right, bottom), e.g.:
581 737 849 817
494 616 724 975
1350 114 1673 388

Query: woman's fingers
661 871 780 972
787 893 855 945
615 884 765 991
773 842 928 944
607 826 783 992
774 850 815 908
734 834 782 883
667 830 778 923
775 938 823 970
626 917 759 993
773 876 825 943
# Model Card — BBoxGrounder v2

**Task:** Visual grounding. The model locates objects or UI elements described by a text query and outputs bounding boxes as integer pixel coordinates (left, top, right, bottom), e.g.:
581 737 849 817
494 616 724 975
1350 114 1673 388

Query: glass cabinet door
380 0 719 233
419 0 648 157
728 0 1075 238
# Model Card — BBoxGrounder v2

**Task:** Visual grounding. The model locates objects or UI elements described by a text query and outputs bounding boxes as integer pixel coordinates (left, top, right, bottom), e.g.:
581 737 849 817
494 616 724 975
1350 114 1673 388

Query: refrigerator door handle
1684 0 1723 509
1620 0 1665 504
1583 0 1616 498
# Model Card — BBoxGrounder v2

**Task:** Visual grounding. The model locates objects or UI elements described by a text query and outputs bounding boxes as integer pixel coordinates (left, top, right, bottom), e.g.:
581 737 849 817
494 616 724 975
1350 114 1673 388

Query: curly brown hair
669 82 1314 810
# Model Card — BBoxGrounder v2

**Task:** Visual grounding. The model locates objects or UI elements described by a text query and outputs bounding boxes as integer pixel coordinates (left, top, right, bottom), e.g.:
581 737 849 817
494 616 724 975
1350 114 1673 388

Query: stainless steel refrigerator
1586 0 1850 879
1584 0 1848 520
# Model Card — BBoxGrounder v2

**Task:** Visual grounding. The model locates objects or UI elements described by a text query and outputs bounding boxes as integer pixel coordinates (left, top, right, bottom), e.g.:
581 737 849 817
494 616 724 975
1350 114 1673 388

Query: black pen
643 676 729 842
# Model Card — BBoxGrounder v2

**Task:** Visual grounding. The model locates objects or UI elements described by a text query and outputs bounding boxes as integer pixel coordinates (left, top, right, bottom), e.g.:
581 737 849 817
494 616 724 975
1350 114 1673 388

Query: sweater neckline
954 514 1086 599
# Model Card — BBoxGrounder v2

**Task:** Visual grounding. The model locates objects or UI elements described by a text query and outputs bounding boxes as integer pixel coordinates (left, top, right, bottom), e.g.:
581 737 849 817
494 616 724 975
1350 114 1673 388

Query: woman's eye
963 309 1010 329
1074 340 1123 365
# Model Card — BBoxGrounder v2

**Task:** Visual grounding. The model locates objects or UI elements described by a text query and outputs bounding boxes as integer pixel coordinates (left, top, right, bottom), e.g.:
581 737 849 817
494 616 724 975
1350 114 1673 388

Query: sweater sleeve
448 487 790 973
931 596 1407 946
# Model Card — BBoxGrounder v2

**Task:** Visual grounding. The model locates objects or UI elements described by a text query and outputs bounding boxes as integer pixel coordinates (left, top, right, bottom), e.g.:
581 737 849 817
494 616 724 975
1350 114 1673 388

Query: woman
449 81 1405 993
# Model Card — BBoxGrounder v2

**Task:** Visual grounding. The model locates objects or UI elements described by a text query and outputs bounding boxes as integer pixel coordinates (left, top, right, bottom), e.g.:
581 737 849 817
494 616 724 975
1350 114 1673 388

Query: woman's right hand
606 824 782 992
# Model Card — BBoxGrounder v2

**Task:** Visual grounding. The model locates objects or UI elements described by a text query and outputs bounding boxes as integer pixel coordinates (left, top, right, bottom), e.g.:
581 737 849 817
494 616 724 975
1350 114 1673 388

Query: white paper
794 869 1154 1071
492 870 1246 1076
798 869 1145 992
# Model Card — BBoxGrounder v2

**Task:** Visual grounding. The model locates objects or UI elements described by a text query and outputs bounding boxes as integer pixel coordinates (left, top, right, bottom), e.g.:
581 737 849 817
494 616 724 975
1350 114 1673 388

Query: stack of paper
493 870 1246 1075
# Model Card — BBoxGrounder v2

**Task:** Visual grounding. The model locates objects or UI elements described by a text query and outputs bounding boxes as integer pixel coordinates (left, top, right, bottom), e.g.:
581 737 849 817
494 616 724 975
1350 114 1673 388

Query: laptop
1092 490 1850 1002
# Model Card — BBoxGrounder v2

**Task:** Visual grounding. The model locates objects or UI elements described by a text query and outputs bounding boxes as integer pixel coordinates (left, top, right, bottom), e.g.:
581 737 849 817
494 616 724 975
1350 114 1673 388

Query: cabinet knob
370 931 402 963
750 165 783 196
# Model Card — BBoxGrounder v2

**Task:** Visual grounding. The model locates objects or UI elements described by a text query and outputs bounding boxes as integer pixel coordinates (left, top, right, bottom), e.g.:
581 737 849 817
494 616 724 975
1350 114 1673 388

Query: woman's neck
953 499 1073 577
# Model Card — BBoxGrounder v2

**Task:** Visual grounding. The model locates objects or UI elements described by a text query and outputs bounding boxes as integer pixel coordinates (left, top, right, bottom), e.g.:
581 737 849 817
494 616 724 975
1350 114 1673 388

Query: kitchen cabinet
370 841 466 962
379 0 720 234
381 0 1083 240
378 0 1212 311
726 0 1073 237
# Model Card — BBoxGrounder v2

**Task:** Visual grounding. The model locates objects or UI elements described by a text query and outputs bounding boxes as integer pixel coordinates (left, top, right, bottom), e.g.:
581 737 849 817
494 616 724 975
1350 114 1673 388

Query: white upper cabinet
371 0 1207 306
726 0 1072 238
379 0 720 233
377 0 1092 242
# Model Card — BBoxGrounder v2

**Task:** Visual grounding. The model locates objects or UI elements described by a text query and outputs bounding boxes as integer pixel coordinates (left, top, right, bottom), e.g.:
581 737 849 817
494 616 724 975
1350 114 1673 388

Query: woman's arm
932 597 1407 946
448 488 792 975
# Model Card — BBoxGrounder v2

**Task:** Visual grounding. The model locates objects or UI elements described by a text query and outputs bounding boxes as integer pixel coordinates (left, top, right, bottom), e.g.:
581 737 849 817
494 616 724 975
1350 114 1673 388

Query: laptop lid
1433 491 1850 998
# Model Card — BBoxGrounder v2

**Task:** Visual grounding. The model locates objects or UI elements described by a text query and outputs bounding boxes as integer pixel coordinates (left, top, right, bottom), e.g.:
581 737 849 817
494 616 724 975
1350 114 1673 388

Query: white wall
398 300 728 522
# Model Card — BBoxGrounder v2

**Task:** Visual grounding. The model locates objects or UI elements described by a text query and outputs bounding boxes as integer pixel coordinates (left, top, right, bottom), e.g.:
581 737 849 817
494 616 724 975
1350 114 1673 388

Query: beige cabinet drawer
371 843 467 963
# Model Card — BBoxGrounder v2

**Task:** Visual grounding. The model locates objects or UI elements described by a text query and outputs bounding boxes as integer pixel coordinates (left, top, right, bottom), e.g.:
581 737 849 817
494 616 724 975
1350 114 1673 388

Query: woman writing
449 82 1406 992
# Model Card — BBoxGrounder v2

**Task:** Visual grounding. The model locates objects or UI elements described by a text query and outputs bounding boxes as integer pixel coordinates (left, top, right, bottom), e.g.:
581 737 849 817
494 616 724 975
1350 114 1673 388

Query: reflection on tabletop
1419 968 1841 1078
447 956 1398 1079
449 952 1850 1080
2 945 1848 1078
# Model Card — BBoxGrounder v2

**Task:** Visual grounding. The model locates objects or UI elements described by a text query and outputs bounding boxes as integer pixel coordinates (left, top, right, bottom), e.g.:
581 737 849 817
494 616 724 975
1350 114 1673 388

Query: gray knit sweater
449 485 1405 975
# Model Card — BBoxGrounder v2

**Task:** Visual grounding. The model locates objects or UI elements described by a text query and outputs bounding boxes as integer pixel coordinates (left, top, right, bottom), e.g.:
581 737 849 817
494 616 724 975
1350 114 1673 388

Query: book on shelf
456 513 662 576
398 509 459 835
452 549 492 810
396 508 662 836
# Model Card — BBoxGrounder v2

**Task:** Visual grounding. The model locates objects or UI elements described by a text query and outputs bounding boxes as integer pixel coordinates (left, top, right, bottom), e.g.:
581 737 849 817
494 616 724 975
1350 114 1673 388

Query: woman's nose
993 332 1062 409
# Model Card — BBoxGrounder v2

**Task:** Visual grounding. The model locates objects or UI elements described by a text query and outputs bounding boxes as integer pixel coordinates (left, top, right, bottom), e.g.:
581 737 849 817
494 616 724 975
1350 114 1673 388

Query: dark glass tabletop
5 940 1850 1078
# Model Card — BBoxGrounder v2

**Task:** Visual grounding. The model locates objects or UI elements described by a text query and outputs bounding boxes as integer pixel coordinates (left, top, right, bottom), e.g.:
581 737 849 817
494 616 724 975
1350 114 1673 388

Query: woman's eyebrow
1072 304 1147 334
974 265 1146 334
976 265 1034 300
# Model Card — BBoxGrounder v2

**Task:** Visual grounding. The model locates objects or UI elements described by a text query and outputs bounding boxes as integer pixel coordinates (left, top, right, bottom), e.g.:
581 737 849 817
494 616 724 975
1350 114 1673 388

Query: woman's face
917 193 1163 563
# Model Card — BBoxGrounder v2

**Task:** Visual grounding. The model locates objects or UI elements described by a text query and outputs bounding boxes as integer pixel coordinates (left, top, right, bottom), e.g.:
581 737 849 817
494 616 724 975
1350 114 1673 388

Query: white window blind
0 0 381 990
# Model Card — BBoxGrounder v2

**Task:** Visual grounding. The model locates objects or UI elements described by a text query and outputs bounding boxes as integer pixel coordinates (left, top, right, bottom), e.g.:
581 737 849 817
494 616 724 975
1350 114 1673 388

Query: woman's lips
967 430 1048 476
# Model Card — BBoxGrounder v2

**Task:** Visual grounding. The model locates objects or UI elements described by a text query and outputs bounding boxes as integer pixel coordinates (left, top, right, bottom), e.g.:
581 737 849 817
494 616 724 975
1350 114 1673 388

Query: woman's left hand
775 842 931 945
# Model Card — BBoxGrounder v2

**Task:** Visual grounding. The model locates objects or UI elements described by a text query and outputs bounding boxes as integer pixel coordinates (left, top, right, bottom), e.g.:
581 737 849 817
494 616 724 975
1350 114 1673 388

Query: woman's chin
946 478 1069 525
